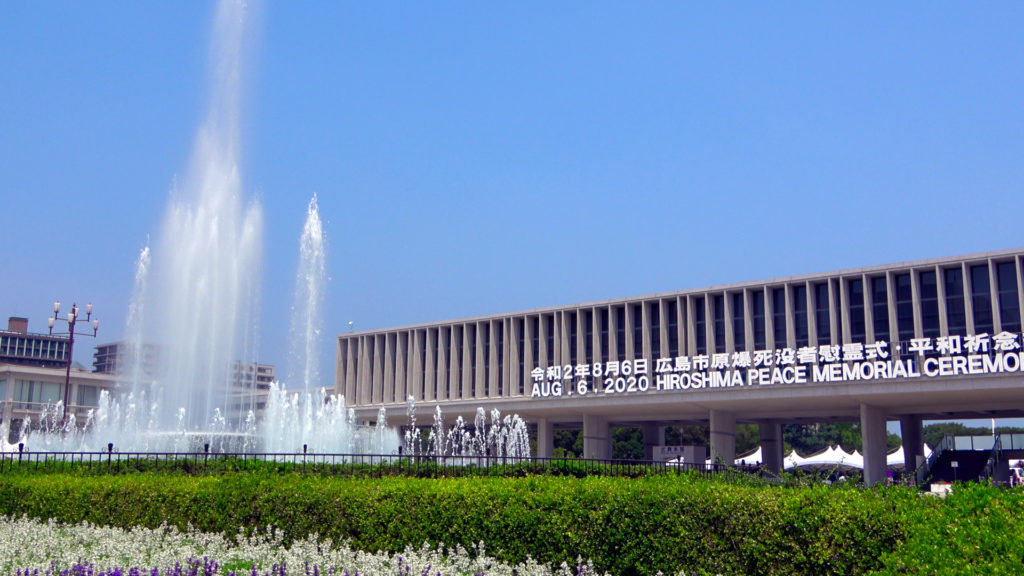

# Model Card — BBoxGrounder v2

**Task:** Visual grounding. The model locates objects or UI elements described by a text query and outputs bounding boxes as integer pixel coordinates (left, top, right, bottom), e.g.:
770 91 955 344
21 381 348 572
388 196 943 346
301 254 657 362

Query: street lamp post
48 301 99 425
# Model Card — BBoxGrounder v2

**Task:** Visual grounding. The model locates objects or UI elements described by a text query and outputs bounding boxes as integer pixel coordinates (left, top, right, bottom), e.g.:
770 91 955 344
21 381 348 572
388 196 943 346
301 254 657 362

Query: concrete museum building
335 248 1024 485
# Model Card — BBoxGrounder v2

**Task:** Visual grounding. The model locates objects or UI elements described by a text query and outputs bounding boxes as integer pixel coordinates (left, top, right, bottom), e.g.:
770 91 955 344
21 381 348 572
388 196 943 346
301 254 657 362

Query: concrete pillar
337 340 348 399
861 404 888 486
900 414 925 481
709 410 736 465
437 328 449 400
488 321 499 397
358 337 368 404
448 327 460 399
461 325 473 399
536 418 554 459
410 331 423 401
425 329 437 401
583 415 610 459
524 318 536 395
347 339 356 399
508 319 520 397
502 320 512 397
373 334 385 404
642 423 664 460
759 421 784 473
538 315 550 370
608 306 620 362
962 262 976 335
383 334 395 403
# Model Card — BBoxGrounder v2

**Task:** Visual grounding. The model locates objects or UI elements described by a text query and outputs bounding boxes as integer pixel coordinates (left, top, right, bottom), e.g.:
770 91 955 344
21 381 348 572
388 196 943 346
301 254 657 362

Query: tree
664 425 709 446
782 422 900 455
920 423 1024 450
553 429 581 457
612 427 644 460
735 424 760 456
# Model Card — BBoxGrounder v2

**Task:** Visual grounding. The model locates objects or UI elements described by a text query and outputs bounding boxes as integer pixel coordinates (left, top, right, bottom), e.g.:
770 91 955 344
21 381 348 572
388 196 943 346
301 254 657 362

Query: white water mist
132 0 263 430
287 195 326 395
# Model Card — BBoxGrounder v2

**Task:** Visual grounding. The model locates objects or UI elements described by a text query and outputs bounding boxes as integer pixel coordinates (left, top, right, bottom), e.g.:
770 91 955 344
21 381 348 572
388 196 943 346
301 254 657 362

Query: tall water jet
124 246 152 391
131 0 263 431
287 195 326 396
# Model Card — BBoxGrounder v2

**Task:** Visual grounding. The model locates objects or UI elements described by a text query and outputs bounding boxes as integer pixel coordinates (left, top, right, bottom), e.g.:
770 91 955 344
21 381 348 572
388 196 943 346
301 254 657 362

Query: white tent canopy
789 445 863 470
734 447 762 466
776 445 934 470
783 449 806 469
885 444 934 469
694 444 933 470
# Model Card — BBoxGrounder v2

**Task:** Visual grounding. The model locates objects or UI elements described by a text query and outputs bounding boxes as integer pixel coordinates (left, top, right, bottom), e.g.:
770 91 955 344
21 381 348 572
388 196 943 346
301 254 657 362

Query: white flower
0 515 626 576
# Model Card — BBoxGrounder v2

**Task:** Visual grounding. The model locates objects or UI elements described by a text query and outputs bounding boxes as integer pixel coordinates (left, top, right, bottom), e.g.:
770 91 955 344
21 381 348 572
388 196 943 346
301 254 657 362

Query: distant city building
0 317 118 438
232 360 276 392
228 360 275 418
0 364 119 436
93 341 160 379
0 317 70 369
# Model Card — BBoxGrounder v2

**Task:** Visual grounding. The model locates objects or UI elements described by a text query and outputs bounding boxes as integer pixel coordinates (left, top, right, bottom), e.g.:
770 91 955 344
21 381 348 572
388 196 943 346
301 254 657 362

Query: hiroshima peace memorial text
529 331 1024 398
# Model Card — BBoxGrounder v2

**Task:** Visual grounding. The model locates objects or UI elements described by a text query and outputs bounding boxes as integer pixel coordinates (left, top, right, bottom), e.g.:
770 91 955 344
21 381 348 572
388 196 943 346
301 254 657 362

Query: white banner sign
530 332 1023 399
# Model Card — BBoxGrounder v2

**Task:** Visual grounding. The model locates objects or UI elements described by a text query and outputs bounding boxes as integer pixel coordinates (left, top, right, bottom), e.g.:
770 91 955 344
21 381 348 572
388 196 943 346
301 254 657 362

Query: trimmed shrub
0 471 927 576
873 482 1024 575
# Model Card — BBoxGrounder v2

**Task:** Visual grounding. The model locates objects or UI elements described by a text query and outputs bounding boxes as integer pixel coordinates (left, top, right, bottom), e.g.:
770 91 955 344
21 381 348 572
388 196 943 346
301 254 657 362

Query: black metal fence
0 444 756 480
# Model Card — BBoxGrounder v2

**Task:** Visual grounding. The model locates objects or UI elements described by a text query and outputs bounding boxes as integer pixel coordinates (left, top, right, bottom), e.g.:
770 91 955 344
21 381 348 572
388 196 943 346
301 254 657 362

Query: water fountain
287 195 326 398
138 0 262 433
25 187 400 454
2 0 529 461
404 401 531 461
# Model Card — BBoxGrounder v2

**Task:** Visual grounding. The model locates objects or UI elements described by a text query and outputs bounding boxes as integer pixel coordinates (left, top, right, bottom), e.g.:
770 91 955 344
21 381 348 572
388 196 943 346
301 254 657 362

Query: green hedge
0 454 729 479
0 472 1020 575
875 482 1024 575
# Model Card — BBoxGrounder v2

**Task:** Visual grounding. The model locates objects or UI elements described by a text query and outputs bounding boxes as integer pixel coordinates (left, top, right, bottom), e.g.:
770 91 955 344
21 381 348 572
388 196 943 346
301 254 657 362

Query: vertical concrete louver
336 249 1024 415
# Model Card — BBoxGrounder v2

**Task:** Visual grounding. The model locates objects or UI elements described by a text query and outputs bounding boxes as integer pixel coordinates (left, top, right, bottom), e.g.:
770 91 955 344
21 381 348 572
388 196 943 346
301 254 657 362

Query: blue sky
2 3 1023 401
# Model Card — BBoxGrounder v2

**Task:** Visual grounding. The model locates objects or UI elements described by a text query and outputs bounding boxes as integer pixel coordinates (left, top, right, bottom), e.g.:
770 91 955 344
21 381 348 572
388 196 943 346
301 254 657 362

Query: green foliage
556 425 760 461
553 429 581 457
0 470 933 576
0 454 746 482
782 422 901 455
921 422 981 449
611 427 643 460
664 424 709 447
872 483 1024 575
735 423 761 455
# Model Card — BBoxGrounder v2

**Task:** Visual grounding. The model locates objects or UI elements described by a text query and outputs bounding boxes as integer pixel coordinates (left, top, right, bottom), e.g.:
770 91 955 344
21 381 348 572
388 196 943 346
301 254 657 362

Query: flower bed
1 515 603 576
